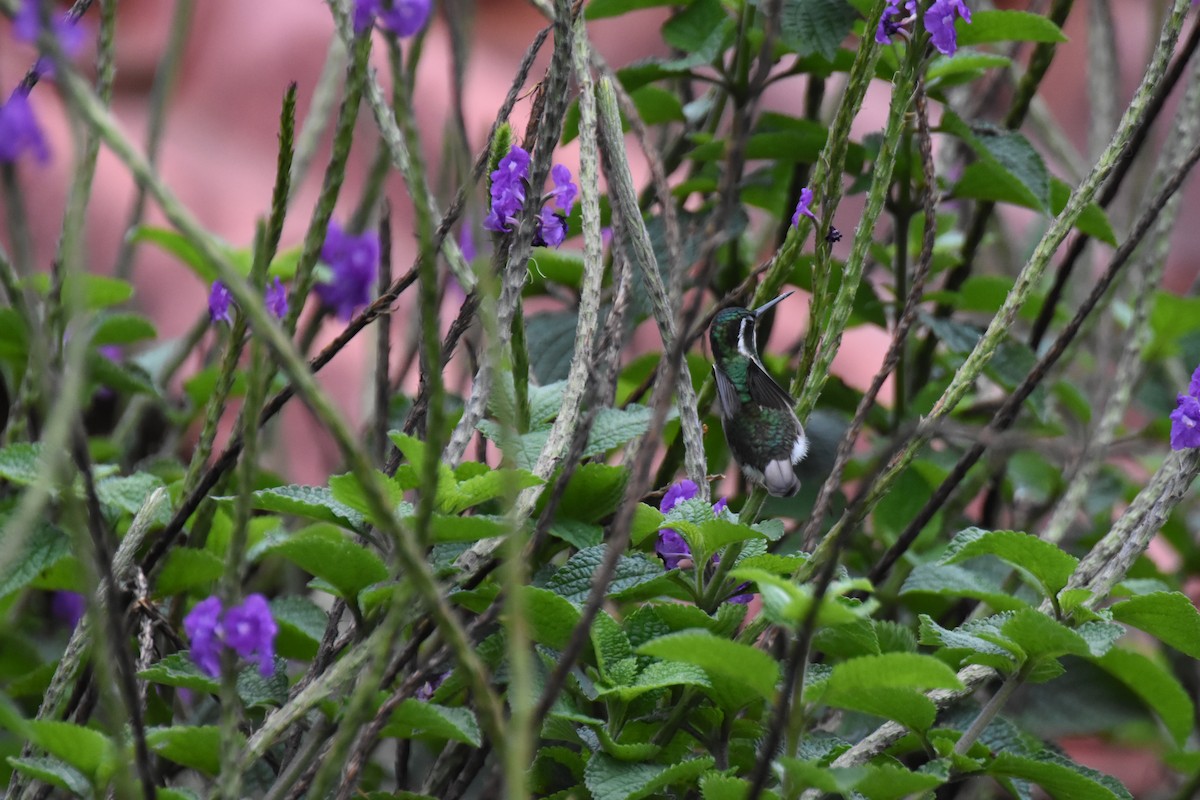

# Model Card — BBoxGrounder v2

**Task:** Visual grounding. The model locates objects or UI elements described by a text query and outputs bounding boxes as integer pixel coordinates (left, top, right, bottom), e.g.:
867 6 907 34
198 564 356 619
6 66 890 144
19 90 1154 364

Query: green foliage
4 0 1198 798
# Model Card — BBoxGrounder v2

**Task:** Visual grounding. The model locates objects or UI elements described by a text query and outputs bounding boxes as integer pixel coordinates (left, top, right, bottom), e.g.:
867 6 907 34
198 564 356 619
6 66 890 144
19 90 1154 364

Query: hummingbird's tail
763 459 801 497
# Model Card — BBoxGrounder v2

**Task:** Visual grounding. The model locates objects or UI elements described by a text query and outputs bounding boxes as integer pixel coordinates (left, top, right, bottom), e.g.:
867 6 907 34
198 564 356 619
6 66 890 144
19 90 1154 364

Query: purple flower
183 594 279 678
415 670 451 701
380 0 431 37
317 221 379 320
222 594 278 677
208 281 233 325
1170 394 1200 451
876 0 916 45
660 480 699 513
184 596 224 678
656 529 692 570
265 276 288 320
352 0 378 34
926 0 971 56
547 164 578 215
15 0 85 78
791 187 817 227
1189 364 1200 399
51 591 85 627
0 90 50 165
533 208 567 248
484 145 531 233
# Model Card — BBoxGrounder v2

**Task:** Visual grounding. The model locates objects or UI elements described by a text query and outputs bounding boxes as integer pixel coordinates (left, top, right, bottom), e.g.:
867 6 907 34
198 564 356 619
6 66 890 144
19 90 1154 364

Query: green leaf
252 524 388 601
701 773 780 800
591 611 634 677
411 514 508 543
0 442 44 486
1095 647 1194 746
154 548 225 597
251 484 365 530
441 468 542 515
1049 179 1116 246
661 0 725 52
0 520 71 600
523 586 581 650
382 700 481 746
548 519 603 549
6 757 92 797
779 0 858 61
595 660 712 702
584 754 714 800
585 406 663 459
942 528 1078 599
146 725 233 777
630 85 685 125
130 227 218 280
900 560 1031 611
637 630 779 700
556 464 629 523
28 273 133 310
543 545 665 605
270 596 327 660
852 763 947 800
585 0 681 21
328 471 407 528
0 308 29 363
25 721 113 783
96 473 166 517
999 609 1091 665
1111 591 1200 659
92 313 157 346
943 113 1050 211
630 503 665 546
730 569 874 627
919 614 1019 673
986 751 1125 800
525 312 579 384
819 653 964 733
956 10 1068 46
139 653 220 693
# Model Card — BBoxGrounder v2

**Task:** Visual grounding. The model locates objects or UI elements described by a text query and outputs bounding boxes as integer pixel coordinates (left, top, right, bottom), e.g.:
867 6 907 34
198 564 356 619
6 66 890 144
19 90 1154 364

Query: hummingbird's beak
753 291 793 318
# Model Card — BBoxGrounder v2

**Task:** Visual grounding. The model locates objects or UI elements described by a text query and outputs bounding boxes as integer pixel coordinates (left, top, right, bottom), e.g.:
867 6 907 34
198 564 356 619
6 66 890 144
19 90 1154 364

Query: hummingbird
709 292 808 497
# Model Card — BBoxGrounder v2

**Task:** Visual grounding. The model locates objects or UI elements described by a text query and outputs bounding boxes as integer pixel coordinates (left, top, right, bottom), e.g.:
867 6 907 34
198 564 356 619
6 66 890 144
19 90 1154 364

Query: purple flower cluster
353 0 432 37
877 0 972 56
183 594 278 678
655 480 750 604
483 145 578 249
207 277 289 325
1170 365 1200 451
317 221 379 320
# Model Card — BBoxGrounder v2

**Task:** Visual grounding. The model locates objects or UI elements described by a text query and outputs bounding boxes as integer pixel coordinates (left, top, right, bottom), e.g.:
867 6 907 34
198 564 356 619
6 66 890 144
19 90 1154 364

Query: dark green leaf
1095 647 1194 747
779 0 858 61
986 751 1125 800
92 313 157 346
543 545 665 605
585 0 681 20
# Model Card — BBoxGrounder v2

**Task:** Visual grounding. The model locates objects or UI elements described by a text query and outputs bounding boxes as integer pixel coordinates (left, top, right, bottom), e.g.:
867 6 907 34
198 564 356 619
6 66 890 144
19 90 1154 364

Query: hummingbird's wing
747 361 796 410
713 366 741 417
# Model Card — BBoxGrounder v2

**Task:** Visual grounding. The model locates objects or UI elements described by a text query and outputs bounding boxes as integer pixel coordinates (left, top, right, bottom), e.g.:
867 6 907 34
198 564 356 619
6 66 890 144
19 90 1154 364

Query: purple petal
660 480 699 513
